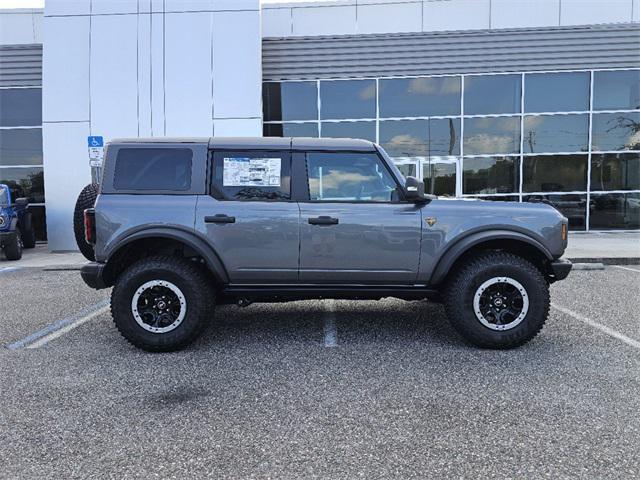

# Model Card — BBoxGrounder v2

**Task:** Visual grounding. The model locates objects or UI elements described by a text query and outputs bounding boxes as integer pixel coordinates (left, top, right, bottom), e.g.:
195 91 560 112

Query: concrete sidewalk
0 244 86 269
1 233 638 269
566 232 640 264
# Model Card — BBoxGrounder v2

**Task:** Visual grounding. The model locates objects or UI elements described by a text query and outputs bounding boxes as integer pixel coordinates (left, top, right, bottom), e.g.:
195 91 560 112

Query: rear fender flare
430 229 553 285
104 226 229 284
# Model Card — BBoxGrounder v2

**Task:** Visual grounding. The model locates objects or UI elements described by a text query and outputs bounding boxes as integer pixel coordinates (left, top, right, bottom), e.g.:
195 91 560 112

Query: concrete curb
567 257 640 265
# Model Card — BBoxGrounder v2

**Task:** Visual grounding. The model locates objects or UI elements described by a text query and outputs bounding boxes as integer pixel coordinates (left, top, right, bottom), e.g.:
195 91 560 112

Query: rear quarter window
113 148 192 191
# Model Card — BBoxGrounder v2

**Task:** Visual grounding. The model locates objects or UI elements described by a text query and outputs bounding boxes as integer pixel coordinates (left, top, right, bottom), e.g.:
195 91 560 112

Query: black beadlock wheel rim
472 277 529 331
131 280 187 334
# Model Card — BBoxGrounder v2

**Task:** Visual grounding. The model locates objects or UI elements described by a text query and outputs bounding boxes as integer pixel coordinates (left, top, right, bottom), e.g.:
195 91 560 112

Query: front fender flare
430 229 553 285
104 226 229 284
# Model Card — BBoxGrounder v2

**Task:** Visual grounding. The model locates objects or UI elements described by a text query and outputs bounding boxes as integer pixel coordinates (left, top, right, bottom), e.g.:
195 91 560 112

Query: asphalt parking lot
1 265 639 479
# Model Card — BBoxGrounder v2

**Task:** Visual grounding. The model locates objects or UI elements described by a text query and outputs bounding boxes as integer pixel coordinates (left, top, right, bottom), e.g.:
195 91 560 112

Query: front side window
114 148 192 191
212 151 291 201
306 152 399 202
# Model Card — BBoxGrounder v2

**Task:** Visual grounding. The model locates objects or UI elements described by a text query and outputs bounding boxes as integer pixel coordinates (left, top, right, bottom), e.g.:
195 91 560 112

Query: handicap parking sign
88 136 104 148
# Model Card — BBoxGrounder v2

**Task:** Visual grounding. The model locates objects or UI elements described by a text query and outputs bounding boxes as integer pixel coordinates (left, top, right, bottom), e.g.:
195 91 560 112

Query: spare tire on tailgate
73 183 99 261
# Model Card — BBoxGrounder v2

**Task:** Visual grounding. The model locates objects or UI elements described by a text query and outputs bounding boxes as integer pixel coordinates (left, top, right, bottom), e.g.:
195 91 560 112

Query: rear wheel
443 251 549 349
20 212 36 249
4 230 23 261
111 256 215 352
73 183 99 261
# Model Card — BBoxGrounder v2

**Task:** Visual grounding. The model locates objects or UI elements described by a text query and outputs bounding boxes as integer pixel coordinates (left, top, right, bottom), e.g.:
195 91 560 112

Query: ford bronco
79 137 571 352
0 183 37 260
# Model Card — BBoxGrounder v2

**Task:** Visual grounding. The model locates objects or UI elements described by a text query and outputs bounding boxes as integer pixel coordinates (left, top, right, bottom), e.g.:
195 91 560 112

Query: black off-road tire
443 251 550 349
73 183 99 261
111 256 216 352
20 212 36 249
4 230 23 261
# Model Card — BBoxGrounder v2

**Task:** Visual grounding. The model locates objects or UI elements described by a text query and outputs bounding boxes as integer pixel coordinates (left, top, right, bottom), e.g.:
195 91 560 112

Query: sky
0 0 336 8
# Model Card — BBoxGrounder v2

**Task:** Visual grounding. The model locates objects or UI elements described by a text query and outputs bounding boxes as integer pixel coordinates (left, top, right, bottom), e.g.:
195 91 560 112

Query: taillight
84 208 96 245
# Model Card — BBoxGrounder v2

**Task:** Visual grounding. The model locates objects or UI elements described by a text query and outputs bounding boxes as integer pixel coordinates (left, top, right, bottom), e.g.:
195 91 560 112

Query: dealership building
0 0 639 251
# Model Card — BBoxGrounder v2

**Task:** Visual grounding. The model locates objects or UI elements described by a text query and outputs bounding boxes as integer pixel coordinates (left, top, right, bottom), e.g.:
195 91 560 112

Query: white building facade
0 0 638 250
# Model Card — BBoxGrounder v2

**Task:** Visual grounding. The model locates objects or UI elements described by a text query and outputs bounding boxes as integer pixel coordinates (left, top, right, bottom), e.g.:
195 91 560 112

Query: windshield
0 187 8 206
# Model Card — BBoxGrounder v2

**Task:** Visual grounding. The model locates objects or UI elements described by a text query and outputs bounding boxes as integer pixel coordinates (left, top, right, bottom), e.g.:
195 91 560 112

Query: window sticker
223 157 281 187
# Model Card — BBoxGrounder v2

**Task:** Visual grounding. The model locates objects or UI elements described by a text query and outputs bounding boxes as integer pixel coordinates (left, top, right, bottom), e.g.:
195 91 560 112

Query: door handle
205 214 236 224
308 216 339 225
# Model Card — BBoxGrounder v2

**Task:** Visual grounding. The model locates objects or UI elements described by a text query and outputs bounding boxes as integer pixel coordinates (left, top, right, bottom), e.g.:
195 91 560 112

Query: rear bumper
81 262 108 289
550 258 572 281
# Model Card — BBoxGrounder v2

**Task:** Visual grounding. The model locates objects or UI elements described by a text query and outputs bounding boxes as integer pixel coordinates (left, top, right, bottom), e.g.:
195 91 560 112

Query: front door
195 150 299 284
298 151 422 284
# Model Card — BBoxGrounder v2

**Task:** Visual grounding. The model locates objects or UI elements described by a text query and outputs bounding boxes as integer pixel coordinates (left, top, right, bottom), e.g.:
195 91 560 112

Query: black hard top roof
110 137 377 152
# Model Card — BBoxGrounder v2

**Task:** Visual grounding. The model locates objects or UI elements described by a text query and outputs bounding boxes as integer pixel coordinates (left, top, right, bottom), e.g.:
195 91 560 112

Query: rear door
297 151 422 284
195 149 300 284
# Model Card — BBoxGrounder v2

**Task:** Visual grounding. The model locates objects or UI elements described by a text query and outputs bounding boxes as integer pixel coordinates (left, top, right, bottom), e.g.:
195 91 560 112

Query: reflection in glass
522 155 587 192
464 74 521 115
262 82 317 121
28 205 47 241
463 116 520 155
593 70 640 111
590 193 640 230
307 152 397 202
0 167 45 203
321 121 376 142
423 162 456 196
472 196 519 202
0 129 43 166
524 72 590 113
380 119 428 157
320 80 376 120
591 112 640 151
0 88 42 127
379 119 459 157
379 76 461 117
394 162 417 180
590 153 640 191
429 118 460 155
263 123 318 137
523 114 588 153
523 194 587 230
463 156 519 194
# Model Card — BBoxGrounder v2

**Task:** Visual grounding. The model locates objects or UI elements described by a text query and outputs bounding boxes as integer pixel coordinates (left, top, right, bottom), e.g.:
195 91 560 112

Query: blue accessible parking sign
88 136 104 148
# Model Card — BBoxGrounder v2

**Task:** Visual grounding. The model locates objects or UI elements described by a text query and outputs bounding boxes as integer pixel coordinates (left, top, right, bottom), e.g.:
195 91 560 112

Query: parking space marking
552 303 640 350
7 299 110 350
323 300 338 348
0 267 20 275
612 265 640 274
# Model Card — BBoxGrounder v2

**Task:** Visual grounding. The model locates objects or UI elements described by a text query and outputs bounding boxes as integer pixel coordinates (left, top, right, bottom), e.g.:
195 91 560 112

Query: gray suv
80 137 571 352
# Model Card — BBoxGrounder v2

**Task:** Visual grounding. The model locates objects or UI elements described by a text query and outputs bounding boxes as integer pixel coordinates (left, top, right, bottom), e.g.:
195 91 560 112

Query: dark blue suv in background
0 183 37 261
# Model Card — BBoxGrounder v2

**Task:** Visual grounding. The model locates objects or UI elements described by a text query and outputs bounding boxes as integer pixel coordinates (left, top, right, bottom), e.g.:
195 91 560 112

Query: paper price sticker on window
223 157 281 187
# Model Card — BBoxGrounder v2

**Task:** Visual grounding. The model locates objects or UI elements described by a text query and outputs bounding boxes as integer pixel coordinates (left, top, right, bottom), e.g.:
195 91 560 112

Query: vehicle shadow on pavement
194 299 462 350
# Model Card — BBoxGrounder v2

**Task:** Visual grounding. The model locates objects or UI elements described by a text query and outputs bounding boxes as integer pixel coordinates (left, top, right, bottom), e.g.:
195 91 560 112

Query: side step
220 285 439 303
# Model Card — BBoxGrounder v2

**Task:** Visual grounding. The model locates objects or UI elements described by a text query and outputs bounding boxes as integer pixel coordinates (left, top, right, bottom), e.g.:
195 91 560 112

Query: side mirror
404 176 428 203
14 197 28 207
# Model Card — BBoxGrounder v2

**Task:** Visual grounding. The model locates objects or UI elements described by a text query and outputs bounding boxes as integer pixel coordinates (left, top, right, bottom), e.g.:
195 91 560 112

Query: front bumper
550 258 572 281
81 262 108 289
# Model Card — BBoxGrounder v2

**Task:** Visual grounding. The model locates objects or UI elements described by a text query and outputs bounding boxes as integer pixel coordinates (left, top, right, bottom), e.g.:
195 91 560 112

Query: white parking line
323 300 338 348
0 267 20 275
6 299 110 350
551 303 640 350
613 265 640 274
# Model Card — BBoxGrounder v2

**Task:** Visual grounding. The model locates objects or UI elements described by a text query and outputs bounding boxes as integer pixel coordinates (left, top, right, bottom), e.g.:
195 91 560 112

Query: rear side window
114 148 192 191
211 150 291 201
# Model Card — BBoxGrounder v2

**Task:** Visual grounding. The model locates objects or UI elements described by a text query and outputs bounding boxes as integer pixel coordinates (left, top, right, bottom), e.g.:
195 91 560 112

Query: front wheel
443 252 549 349
111 256 215 352
4 230 23 260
